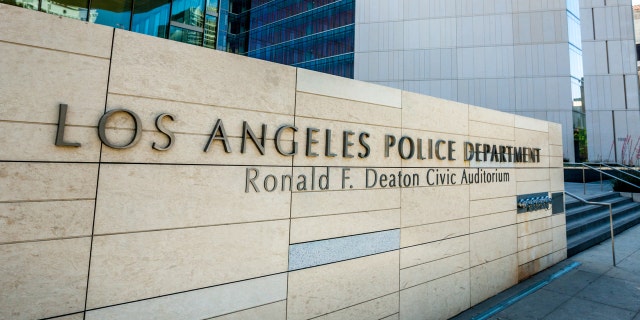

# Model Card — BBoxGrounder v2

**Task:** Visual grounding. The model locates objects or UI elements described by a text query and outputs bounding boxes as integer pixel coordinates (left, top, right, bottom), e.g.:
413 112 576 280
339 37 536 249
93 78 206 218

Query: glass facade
567 0 588 161
227 0 355 78
1 0 221 48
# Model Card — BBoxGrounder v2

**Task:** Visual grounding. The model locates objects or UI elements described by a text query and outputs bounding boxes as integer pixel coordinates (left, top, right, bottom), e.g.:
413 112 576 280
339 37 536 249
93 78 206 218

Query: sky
635 0 640 5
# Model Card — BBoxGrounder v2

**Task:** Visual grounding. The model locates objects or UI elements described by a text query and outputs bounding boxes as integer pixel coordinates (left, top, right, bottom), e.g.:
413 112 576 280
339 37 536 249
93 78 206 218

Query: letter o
398 136 415 160
98 109 142 149
264 174 278 192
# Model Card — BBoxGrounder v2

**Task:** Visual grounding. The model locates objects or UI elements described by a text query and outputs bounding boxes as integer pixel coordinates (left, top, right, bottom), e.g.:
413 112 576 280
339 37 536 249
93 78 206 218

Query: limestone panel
0 4 112 57
0 238 90 320
517 210 552 224
518 229 553 250
550 168 564 191
549 145 563 157
399 270 470 320
400 130 470 168
0 122 101 162
94 164 290 234
469 121 515 140
470 225 518 266
548 123 563 146
518 216 552 237
207 301 286 320
516 180 551 195
401 91 469 135
518 252 556 280
470 210 516 233
514 115 549 132
291 188 400 218
401 219 469 248
0 200 93 244
468 105 515 127
287 251 399 320
313 293 399 320
552 225 568 252
86 220 289 308
518 242 554 265
85 274 287 320
516 168 550 182
400 252 470 289
470 254 518 306
0 162 98 202
552 214 566 227
401 185 469 228
290 209 400 244
399 236 469 269
469 168 516 200
470 196 516 217
49 314 85 320
466 137 519 169
514 129 550 155
109 30 296 115
296 92 402 127
297 68 402 108
291 117 402 167
0 42 109 125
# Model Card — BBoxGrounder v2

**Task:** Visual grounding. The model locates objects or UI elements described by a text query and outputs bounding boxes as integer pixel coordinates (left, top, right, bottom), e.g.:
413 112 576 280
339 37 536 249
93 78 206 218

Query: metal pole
583 166 586 194
608 203 616 266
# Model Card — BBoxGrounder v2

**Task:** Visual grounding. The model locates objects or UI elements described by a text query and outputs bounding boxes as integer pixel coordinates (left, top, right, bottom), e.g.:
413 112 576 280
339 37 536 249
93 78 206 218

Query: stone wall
0 4 566 320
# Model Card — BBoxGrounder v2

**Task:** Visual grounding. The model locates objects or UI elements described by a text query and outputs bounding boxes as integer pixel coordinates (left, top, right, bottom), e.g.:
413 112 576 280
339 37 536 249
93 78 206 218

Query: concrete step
566 193 640 257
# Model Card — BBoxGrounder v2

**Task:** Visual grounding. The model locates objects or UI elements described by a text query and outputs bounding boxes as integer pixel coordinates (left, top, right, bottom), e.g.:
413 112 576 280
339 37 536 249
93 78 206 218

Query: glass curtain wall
1 0 220 49
567 0 588 161
227 0 355 78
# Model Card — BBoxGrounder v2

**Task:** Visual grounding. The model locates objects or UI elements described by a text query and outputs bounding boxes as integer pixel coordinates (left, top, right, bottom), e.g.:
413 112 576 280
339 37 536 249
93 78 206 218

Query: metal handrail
617 163 640 178
566 162 640 194
565 191 616 266
592 162 640 182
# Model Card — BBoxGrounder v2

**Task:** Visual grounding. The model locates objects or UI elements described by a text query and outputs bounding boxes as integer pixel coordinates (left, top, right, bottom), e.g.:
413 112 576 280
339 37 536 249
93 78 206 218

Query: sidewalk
453 183 640 320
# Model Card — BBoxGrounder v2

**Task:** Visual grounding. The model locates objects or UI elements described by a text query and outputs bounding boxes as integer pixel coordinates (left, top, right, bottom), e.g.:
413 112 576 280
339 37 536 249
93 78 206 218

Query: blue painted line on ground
471 261 582 320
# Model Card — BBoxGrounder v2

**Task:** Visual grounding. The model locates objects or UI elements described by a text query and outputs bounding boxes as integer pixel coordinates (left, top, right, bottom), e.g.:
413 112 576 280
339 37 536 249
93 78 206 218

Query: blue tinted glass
91 0 132 29
204 15 217 48
171 0 205 27
40 0 90 21
169 25 203 45
132 0 171 38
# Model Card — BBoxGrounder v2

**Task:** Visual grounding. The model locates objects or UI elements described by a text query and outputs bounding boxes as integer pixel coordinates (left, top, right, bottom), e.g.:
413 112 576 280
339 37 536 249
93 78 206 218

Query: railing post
608 203 616 266
583 166 586 194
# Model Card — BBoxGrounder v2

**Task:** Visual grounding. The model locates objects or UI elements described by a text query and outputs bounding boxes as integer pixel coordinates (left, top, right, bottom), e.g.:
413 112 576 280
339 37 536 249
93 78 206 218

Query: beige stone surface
0 162 98 202
0 122 101 162
0 238 90 320
549 156 563 167
291 117 402 167
94 164 290 234
401 185 469 228
381 314 399 320
518 217 552 237
518 252 556 280
514 115 549 132
400 270 470 320
516 168 550 182
401 219 469 248
470 211 516 233
466 137 519 169
470 254 518 305
469 169 516 200
518 229 553 250
518 242 554 265
469 121 515 140
552 214 566 227
516 180 551 195
514 129 550 154
86 220 289 308
297 68 401 108
470 225 517 266
109 30 296 115
550 168 564 191
208 301 285 320
516 209 551 224
290 209 400 244
0 42 109 125
549 145 563 157
468 106 515 127
401 252 469 289
291 188 400 218
470 196 516 217
552 226 568 252
0 4 112 57
400 130 470 168
287 251 399 320
296 92 402 127
49 313 85 320
313 293 398 320
86 274 287 320
548 123 563 146
401 91 469 135
400 235 469 269
0 200 94 244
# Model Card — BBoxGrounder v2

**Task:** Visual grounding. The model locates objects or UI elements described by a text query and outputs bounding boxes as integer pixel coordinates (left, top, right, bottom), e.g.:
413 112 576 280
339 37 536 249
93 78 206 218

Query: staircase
566 192 640 256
